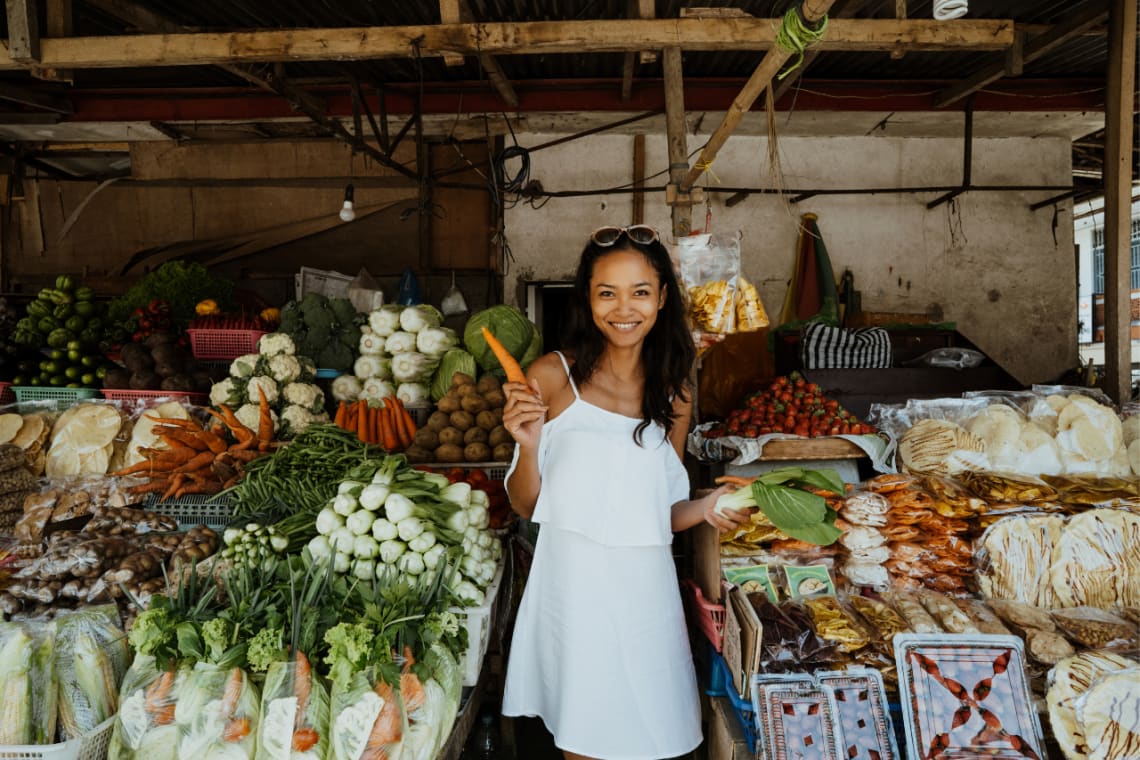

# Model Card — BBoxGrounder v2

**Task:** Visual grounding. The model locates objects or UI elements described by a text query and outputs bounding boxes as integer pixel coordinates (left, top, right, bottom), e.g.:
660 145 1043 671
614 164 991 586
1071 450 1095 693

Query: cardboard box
707 696 753 760
723 584 762 701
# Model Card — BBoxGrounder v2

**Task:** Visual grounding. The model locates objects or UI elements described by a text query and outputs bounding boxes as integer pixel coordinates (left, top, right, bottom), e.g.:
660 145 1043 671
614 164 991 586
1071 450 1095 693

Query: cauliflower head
283 382 325 413
236 402 277 433
209 377 245 408
258 332 297 357
268 354 302 384
229 353 262 378
245 375 280 405
331 375 362 403
280 405 328 437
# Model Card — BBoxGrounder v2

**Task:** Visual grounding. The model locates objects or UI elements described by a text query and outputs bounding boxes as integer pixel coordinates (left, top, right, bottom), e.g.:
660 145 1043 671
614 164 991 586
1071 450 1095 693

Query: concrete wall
504 133 1077 385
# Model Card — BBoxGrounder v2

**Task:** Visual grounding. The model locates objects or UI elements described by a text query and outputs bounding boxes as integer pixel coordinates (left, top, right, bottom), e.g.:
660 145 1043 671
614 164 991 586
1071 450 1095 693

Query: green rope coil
775 6 829 80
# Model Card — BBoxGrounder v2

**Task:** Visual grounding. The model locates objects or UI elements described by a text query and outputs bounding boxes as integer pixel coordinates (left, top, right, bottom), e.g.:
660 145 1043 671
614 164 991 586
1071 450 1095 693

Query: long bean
225 424 389 517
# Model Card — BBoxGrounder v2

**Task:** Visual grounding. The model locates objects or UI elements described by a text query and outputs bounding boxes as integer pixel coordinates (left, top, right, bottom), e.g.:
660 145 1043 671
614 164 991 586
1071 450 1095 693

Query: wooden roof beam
36 0 72 81
773 0 867 102
0 80 71 112
439 0 517 107
0 17 1015 70
5 0 41 63
621 0 657 102
683 0 837 192
933 1 1109 108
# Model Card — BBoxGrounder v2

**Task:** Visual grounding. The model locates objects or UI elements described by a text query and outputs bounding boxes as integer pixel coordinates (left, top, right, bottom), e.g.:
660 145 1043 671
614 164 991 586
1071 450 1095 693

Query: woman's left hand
701 484 755 533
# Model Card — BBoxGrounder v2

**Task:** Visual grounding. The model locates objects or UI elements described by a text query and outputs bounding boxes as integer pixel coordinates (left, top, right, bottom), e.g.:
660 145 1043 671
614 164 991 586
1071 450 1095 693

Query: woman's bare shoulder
526 352 571 390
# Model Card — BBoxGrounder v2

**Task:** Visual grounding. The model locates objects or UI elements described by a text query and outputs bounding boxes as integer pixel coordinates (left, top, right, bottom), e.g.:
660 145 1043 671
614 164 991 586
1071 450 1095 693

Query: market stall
0 271 530 759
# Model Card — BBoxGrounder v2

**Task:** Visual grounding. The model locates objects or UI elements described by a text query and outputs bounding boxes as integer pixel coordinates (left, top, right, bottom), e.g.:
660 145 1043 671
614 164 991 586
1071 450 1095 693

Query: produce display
208 332 330 437
103 332 216 395
277 293 362 373
9 276 112 388
332 397 419 449
410 373 511 464
703 372 878 439
463 305 541 381
107 261 234 340
0 411 51 476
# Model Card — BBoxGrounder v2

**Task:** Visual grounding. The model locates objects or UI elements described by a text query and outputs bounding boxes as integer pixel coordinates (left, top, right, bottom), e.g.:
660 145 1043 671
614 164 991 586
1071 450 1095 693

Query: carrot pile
111 395 278 500
333 397 418 450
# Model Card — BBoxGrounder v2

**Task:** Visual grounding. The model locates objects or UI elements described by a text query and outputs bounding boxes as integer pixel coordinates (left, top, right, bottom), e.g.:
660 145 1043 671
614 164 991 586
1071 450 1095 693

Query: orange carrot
480 326 527 384
396 399 418 443
335 401 347 428
381 404 399 451
353 400 365 443
343 401 356 433
256 387 274 445
714 475 756 487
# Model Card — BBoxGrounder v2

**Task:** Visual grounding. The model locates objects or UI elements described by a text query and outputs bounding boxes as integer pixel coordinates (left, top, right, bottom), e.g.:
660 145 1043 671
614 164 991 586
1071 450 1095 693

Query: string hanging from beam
775 5 830 80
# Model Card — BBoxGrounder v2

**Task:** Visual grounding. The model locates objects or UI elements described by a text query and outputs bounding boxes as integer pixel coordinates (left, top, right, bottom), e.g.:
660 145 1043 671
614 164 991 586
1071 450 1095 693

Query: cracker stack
0 443 37 531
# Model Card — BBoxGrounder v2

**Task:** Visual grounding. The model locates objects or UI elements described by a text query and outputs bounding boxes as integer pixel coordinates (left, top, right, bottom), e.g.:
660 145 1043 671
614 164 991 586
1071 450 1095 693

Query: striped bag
799 322 892 369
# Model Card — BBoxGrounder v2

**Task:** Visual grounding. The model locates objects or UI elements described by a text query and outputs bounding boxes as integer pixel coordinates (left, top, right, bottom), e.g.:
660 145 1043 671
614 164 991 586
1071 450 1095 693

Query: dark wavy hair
560 231 695 445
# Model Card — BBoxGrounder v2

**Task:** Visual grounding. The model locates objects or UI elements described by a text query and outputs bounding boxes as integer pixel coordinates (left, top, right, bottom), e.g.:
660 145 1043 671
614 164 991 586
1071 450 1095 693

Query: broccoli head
318 341 354 372
328 297 359 327
338 323 362 349
279 301 302 334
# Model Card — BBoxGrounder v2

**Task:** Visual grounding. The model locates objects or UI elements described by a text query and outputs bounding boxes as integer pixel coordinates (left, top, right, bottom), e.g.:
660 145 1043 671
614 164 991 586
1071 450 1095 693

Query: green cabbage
431 349 477 400
463 306 542 379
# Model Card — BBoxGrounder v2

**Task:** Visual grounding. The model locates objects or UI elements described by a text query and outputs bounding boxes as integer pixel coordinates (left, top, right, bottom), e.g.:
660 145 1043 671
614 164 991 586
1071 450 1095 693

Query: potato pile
405 373 513 463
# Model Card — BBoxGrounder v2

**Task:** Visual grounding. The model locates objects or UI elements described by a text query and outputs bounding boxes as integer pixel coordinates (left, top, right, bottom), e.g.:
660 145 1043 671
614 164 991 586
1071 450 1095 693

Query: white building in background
1073 194 1140 377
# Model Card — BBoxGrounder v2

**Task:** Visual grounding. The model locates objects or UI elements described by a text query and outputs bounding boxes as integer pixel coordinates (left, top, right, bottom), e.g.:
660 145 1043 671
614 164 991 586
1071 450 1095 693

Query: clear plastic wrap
747 593 839 672
817 668 900 760
1050 607 1138 650
174 663 260 758
328 667 406 760
678 233 740 335
109 655 190 760
1046 651 1139 760
54 604 131 740
255 651 330 760
895 634 1045 760
881 590 942 634
754 680 844 760
975 514 1064 607
0 619 57 745
799 594 871 654
1073 666 1140 760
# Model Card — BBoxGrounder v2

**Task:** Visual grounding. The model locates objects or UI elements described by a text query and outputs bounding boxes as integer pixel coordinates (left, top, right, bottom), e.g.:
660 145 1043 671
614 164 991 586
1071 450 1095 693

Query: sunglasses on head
589 225 660 247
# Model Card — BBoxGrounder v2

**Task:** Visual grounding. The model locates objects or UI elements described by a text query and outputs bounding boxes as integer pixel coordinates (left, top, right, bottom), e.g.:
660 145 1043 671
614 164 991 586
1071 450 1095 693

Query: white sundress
502 352 701 760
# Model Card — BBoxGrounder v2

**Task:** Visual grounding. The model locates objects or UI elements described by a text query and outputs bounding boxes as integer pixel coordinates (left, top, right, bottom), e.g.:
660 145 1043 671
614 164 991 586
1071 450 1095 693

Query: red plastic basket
682 578 726 652
187 329 267 360
100 389 209 405
0 382 12 405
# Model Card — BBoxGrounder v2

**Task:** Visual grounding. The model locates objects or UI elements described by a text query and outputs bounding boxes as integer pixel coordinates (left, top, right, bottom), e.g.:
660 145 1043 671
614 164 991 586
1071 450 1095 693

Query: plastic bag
109 655 189 760
679 233 740 334
910 346 984 370
0 620 56 745
55 605 130 740
328 666 405 760
440 272 469 317
347 268 385 315
396 267 423 306
1051 607 1138 649
175 663 260 758
255 652 330 760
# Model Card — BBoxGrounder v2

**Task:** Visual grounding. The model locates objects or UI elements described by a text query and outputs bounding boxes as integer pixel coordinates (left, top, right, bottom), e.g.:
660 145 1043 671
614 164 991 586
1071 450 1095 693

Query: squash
260 307 281 326
195 298 220 316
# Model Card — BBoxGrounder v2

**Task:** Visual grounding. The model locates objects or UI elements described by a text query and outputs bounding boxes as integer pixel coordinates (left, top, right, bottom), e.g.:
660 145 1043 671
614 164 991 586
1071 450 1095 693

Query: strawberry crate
12 386 100 404
0 382 12 405
101 389 209 405
0 716 114 760
186 329 267 361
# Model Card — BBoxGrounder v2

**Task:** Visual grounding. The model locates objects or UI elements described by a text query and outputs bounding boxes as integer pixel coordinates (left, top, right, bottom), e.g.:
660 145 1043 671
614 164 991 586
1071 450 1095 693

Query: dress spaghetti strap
554 351 580 398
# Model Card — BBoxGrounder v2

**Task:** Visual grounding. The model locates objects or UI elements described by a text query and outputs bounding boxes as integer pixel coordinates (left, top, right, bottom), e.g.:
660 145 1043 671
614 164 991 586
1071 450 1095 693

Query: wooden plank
620 51 635 102
0 18 1016 70
891 0 906 58
631 133 645 225
683 0 837 192
932 2 1109 107
1102 0 1137 405
129 140 418 181
635 0 657 64
454 0 517 106
37 0 72 81
755 437 866 460
6 0 41 63
662 46 690 238
438 0 465 66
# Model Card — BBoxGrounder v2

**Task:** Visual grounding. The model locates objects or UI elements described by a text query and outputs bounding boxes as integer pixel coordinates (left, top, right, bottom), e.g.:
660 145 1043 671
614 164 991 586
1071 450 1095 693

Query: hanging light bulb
339 183 356 222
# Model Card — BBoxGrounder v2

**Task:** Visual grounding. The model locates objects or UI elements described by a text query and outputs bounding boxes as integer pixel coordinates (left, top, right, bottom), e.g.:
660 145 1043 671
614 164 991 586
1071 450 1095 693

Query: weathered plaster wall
504 133 1077 385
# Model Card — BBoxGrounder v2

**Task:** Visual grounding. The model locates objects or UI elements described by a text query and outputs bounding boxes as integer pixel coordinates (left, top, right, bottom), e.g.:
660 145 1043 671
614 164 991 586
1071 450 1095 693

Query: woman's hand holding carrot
501 377 546 450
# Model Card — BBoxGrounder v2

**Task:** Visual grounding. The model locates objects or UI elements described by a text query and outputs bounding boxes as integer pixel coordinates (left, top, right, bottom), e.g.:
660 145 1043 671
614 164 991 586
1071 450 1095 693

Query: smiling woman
498 225 753 760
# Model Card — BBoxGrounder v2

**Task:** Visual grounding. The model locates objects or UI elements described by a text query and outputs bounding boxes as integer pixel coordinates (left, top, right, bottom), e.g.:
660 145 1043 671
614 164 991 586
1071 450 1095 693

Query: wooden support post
662 46 691 239
632 133 645 225
635 0 657 64
6 0 41 63
37 0 71 81
1005 29 1026 76
1102 0 1137 404
438 0 465 66
683 0 836 192
891 0 906 59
